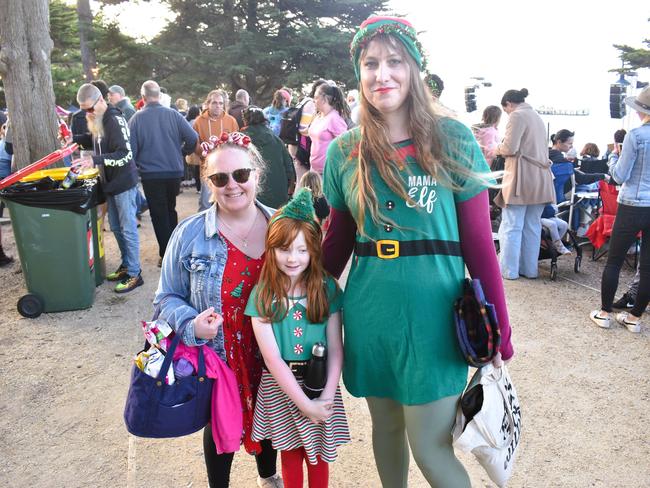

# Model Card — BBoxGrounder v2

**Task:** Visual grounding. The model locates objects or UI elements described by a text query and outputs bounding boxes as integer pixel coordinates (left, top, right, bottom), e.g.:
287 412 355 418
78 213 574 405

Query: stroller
489 159 582 281
541 161 584 280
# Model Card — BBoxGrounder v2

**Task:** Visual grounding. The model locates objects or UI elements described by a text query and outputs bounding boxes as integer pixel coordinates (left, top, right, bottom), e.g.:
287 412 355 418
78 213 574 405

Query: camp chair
585 180 640 266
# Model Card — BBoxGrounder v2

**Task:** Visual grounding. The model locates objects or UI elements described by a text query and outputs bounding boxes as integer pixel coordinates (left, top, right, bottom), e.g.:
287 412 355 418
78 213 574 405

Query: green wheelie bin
19 167 106 286
0 171 104 318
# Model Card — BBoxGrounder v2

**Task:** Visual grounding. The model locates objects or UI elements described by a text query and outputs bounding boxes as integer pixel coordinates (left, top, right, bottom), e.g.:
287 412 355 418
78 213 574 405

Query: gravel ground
0 188 648 488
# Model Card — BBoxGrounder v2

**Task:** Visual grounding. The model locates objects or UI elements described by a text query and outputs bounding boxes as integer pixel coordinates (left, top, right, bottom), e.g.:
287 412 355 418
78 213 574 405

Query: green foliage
25 0 387 109
50 0 84 108
613 19 650 71
614 42 650 71
94 20 157 97
151 0 388 105
48 0 156 107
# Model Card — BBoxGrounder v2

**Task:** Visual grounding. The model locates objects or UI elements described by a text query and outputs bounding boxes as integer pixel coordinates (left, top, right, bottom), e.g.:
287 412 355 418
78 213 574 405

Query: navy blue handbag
453 278 501 368
123 320 214 438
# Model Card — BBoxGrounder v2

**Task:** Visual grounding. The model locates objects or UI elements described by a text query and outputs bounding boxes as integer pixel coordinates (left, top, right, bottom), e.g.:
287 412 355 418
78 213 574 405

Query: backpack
279 98 309 145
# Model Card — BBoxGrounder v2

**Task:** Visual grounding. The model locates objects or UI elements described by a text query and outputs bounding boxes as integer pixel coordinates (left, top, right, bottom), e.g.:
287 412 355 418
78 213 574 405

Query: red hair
255 213 333 323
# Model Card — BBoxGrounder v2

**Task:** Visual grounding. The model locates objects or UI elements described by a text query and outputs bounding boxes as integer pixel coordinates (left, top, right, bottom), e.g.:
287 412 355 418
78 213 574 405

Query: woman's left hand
492 351 511 368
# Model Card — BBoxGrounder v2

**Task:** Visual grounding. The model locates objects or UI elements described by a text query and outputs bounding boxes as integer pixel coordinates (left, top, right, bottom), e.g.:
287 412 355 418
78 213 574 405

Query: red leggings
280 448 328 488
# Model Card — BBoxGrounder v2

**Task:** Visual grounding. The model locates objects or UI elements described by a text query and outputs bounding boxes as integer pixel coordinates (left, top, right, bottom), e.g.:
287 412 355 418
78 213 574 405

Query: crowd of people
0 12 648 488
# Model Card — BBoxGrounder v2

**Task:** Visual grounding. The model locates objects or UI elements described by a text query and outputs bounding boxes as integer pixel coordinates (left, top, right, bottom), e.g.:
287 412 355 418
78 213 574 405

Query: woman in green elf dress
322 16 514 487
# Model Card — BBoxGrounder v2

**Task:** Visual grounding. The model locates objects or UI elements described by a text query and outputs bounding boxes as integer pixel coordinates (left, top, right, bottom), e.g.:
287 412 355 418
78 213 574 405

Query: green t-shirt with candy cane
323 117 490 405
245 277 342 361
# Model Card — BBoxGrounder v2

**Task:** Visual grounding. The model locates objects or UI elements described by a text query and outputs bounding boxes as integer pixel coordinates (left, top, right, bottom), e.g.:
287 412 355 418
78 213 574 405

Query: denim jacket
608 122 650 207
153 202 274 360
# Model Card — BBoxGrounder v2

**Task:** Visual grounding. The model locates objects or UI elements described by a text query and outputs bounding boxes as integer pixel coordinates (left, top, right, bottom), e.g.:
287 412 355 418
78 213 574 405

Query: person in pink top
308 83 349 174
471 105 502 166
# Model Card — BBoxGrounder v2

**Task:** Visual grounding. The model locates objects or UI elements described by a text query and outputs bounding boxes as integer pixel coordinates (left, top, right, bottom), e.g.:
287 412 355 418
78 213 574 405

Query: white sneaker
589 310 611 329
615 312 641 333
257 473 284 488
553 240 571 255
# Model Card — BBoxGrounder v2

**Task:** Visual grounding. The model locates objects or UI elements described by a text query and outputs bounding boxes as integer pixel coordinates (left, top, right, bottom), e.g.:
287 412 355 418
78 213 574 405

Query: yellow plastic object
20 167 99 182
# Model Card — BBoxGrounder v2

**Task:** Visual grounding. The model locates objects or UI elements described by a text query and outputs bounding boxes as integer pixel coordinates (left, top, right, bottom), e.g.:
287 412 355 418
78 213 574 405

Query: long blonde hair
351 34 484 232
299 171 323 198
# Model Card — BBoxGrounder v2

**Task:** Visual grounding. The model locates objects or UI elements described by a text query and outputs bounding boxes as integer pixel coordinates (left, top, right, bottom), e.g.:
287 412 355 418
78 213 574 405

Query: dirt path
0 188 648 487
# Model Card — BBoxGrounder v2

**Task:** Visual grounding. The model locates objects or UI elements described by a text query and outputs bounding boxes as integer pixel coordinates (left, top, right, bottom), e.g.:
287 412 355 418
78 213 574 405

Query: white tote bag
452 364 522 487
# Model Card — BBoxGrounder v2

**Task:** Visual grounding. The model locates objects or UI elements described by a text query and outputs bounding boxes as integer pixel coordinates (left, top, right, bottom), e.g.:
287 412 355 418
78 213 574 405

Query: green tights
365 395 470 488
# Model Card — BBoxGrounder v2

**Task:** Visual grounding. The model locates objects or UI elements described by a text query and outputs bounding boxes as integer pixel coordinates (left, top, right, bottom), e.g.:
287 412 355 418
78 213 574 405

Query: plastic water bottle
302 342 327 399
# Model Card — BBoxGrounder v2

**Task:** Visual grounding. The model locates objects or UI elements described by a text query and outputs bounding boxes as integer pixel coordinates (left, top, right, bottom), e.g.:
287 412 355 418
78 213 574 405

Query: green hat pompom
271 187 316 224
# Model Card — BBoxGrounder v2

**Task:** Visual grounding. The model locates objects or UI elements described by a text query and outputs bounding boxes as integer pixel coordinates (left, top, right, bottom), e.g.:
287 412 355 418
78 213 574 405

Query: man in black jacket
75 83 143 293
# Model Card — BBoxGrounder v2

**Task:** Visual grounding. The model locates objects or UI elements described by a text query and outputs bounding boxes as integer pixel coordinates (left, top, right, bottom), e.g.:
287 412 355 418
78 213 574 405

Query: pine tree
0 0 60 169
151 0 388 103
613 20 650 71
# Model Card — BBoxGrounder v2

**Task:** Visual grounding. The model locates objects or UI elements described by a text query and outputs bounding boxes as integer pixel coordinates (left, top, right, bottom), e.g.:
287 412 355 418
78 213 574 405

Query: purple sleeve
322 207 357 279
456 190 514 360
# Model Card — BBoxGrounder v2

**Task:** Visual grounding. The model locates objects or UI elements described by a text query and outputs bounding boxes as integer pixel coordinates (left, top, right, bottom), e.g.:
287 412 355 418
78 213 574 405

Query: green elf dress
245 277 350 464
323 118 490 405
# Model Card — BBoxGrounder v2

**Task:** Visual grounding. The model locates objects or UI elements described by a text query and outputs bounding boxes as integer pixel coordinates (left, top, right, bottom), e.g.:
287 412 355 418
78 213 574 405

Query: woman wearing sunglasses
153 132 283 488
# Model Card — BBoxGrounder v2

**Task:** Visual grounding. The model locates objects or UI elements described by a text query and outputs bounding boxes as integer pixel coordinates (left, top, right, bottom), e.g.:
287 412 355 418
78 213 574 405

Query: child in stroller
541 205 570 255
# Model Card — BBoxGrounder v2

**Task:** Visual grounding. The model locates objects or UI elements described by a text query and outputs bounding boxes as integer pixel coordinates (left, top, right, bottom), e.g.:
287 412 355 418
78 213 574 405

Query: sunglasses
83 96 101 114
208 168 255 187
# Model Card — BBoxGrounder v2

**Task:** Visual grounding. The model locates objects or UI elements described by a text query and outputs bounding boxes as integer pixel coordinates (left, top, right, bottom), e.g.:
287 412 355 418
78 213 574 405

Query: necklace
219 210 259 248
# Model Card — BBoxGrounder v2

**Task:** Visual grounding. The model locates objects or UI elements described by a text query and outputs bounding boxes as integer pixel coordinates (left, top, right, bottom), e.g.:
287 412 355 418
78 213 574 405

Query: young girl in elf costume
245 188 349 488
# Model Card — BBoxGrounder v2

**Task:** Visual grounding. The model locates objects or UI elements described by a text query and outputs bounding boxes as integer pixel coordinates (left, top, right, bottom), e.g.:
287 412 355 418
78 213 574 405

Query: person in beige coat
495 88 555 279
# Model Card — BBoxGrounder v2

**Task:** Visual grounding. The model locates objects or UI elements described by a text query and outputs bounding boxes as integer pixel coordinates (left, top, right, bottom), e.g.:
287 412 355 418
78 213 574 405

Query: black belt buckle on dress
286 360 307 380
376 239 399 259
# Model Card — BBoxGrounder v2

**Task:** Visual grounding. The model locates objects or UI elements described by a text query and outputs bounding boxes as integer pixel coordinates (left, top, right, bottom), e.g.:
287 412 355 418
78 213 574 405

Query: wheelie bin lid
0 144 78 190
20 167 99 182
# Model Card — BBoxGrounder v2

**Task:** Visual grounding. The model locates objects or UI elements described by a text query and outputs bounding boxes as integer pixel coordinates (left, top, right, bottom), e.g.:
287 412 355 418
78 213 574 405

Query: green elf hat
350 16 427 81
270 187 316 225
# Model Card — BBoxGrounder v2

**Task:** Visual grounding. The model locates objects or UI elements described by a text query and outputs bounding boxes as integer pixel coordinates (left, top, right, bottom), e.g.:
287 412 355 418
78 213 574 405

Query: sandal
589 310 611 329
615 312 641 333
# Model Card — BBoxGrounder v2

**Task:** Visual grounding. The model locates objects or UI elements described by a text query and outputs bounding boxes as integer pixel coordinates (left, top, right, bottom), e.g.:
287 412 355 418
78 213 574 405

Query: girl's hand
300 398 334 424
194 307 223 340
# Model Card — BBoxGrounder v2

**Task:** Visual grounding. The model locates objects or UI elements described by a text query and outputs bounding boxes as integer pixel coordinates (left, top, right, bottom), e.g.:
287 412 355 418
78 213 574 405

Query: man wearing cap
75 83 143 293
192 88 239 211
129 80 198 265
108 85 136 122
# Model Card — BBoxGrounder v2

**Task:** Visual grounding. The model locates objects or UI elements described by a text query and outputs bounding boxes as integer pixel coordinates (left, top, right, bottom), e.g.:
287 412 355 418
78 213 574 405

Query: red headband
201 131 251 157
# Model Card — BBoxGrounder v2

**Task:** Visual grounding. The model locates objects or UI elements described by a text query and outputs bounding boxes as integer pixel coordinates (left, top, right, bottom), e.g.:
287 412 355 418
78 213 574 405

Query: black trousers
141 178 181 258
192 165 202 191
203 424 277 487
601 203 650 317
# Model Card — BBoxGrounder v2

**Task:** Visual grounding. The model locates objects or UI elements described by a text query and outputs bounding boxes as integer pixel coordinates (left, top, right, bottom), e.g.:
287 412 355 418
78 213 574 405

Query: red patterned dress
219 235 265 454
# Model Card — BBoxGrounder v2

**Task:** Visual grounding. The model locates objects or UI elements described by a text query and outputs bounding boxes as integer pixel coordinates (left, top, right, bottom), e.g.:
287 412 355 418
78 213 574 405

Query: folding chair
585 180 640 267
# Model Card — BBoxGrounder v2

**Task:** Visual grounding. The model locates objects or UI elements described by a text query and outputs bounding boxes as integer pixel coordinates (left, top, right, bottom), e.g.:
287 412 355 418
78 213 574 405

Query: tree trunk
77 0 97 81
0 0 61 170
